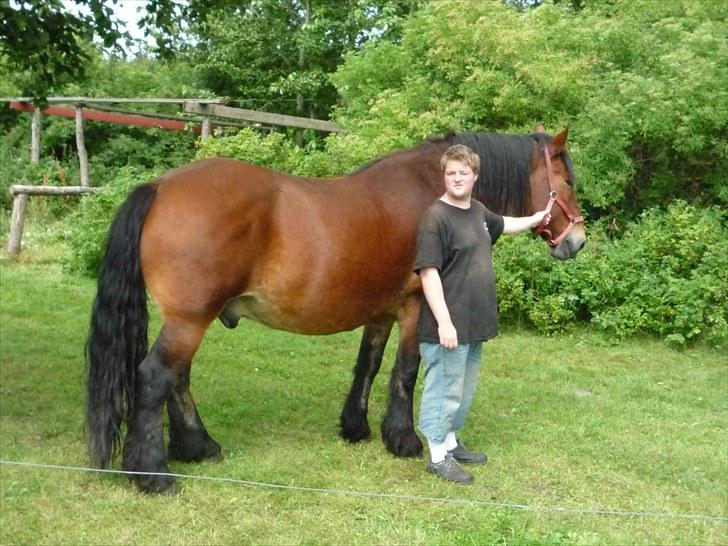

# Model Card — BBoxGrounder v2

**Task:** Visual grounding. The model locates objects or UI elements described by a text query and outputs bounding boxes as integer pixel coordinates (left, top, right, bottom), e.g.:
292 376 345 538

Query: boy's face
443 159 478 204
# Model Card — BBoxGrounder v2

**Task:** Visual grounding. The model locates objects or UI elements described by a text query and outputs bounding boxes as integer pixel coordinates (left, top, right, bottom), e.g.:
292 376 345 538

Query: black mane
353 131 574 216
448 132 541 216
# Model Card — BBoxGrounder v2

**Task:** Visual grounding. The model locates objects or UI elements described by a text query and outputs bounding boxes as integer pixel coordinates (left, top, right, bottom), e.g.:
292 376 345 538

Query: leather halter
536 145 584 246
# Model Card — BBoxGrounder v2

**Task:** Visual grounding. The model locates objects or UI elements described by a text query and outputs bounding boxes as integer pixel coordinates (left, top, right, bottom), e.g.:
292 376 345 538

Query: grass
1 254 726 545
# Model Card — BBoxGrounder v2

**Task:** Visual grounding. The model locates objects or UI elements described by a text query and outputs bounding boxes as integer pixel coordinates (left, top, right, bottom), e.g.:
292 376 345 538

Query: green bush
495 202 727 347
60 167 153 276
196 128 305 173
589 202 727 347
0 117 81 219
195 127 394 178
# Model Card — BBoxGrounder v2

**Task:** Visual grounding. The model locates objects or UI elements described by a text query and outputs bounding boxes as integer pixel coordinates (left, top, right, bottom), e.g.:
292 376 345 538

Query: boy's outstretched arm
502 209 550 234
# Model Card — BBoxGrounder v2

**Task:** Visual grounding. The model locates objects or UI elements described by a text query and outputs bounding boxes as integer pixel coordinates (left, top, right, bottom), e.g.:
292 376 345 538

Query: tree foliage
186 0 423 120
330 0 727 218
0 0 124 102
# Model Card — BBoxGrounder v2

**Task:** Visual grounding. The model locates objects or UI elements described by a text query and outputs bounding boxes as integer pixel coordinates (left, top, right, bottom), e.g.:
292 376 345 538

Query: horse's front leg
381 295 423 457
167 364 222 464
340 317 394 443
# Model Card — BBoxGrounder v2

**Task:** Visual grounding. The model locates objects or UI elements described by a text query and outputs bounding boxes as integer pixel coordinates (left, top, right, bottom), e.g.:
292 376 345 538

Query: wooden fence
7 185 100 256
2 97 344 256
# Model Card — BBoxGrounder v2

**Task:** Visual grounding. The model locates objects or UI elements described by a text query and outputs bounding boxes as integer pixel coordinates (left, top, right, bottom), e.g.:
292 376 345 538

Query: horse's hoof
339 408 372 444
169 435 223 463
382 430 423 458
339 416 371 443
135 474 178 495
202 443 224 463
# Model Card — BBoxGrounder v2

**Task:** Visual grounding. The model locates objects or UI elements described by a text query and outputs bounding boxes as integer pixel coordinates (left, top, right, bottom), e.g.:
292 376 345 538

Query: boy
414 144 550 484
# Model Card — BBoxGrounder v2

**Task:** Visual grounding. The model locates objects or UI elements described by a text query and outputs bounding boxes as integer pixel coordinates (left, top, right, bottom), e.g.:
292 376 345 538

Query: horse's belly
222 289 394 335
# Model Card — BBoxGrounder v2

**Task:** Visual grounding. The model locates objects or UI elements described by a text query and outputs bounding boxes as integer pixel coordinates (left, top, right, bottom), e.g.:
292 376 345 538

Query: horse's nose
552 234 586 260
568 235 586 257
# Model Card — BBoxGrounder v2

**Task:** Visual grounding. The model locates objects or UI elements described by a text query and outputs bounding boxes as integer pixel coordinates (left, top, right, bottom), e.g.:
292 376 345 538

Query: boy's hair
440 144 480 176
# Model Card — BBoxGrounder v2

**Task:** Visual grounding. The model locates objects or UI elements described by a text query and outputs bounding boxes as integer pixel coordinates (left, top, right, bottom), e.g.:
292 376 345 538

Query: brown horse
86 127 585 493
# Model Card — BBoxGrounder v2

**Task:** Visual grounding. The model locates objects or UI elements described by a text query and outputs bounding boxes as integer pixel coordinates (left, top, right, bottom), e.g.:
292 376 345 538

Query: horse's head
530 126 586 260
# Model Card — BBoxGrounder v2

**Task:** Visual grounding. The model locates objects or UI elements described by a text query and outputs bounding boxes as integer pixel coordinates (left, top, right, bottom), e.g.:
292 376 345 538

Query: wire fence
1 459 726 523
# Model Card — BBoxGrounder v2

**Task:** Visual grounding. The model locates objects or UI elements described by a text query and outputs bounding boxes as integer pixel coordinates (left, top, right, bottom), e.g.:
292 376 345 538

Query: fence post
31 108 41 164
7 193 28 256
75 106 89 187
201 115 211 139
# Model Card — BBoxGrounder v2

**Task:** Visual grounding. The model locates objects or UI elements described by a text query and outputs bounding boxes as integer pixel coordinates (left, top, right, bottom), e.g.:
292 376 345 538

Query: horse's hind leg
167 365 222 463
122 337 175 493
340 317 394 443
122 321 207 493
381 296 423 457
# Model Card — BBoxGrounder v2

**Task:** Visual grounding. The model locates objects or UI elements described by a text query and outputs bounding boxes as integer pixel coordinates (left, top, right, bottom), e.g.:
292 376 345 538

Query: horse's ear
549 126 569 154
534 123 546 133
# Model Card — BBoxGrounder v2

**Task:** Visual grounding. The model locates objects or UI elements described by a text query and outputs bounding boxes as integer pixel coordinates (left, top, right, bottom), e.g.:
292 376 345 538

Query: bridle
536 145 584 246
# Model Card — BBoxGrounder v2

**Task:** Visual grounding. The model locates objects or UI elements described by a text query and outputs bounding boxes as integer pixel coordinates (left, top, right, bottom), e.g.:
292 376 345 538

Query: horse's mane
446 132 535 216
352 131 575 216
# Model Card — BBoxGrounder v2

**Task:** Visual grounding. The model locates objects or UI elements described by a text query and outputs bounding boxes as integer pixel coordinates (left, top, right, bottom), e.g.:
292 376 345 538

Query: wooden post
201 115 211 139
31 108 41 164
6 185 100 256
7 193 28 256
75 105 89 187
295 3 309 148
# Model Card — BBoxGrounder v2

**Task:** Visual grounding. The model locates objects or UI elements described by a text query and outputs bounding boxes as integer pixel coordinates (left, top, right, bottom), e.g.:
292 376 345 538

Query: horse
86 126 585 493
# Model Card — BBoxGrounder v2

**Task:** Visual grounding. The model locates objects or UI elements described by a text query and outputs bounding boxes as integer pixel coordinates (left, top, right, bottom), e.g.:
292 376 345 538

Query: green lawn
1 260 726 545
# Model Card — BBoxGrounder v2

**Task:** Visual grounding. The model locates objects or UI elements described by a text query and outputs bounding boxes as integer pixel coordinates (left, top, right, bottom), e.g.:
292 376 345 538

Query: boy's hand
532 209 551 227
503 209 552 233
438 323 458 349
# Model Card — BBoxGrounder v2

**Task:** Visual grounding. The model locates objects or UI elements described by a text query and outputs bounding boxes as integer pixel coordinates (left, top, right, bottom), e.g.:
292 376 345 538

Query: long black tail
86 183 158 468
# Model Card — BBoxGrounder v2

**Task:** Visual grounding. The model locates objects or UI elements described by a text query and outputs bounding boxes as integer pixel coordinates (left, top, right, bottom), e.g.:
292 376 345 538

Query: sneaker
427 454 474 484
448 441 487 465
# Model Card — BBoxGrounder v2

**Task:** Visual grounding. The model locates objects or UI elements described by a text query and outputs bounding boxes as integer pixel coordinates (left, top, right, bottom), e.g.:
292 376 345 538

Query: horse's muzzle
550 231 586 261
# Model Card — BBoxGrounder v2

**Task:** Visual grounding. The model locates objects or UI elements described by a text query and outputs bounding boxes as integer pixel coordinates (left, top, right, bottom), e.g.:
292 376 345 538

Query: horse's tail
86 183 158 468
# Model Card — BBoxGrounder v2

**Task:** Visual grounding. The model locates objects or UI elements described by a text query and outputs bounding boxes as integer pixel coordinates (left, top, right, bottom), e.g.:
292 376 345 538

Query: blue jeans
418 342 483 444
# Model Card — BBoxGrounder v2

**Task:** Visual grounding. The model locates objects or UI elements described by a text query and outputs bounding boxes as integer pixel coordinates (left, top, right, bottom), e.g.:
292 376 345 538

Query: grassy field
1 258 726 545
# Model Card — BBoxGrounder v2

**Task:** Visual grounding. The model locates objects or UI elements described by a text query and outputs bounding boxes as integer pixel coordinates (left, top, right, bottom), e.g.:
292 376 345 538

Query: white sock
444 431 458 451
427 439 448 464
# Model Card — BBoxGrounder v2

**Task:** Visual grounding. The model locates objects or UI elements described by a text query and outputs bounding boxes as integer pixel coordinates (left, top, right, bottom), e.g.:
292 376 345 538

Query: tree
186 0 424 125
0 0 125 102
329 0 728 217
1 0 423 124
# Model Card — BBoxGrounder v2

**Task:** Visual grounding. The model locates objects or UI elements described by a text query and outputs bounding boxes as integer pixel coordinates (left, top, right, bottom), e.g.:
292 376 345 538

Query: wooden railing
6 185 100 256
2 97 344 256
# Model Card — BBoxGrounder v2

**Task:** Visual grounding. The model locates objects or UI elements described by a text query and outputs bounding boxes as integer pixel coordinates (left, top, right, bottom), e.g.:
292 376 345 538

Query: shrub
196 128 305 173
60 167 153 276
194 127 390 178
494 202 727 347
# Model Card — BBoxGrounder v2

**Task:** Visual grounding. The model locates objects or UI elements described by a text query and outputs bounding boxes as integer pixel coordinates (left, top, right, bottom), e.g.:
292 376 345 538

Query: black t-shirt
413 199 505 344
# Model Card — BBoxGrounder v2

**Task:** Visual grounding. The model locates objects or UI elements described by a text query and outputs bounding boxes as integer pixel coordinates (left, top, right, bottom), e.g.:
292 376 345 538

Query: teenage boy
414 144 550 484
